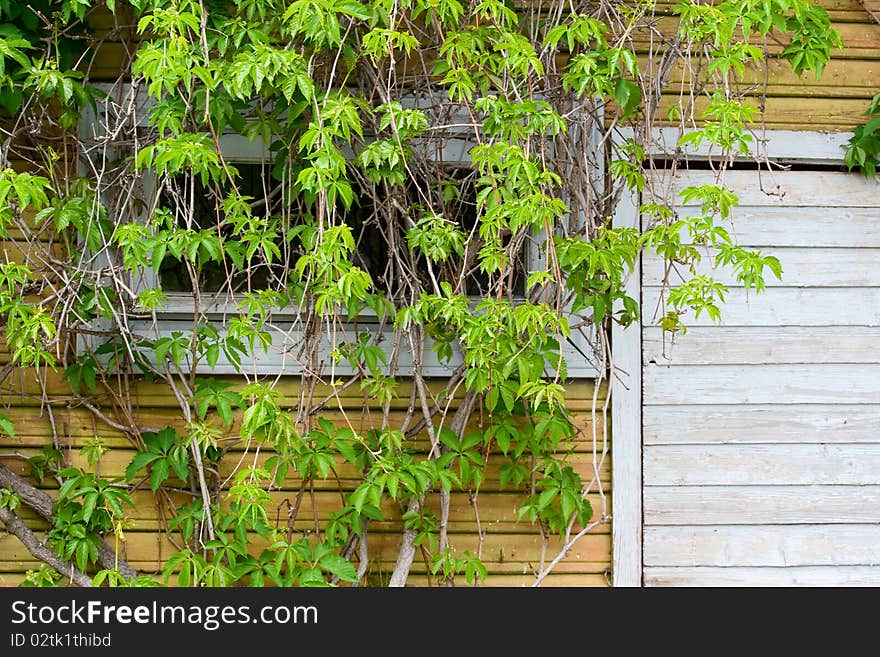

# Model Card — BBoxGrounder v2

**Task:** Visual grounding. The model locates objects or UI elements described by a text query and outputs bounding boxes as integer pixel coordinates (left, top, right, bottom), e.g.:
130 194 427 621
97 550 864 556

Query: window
79 84 595 377
151 158 527 303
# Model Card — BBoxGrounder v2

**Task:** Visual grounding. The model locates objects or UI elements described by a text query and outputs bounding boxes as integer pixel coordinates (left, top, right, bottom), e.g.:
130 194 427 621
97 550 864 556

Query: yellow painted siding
0 378 612 587
85 1 880 129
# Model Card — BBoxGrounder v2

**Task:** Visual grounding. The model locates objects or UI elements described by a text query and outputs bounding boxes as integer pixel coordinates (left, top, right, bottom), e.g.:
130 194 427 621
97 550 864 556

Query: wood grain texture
0 569 611 587
644 206 880 248
0 450 612 493
642 286 880 327
643 404 880 444
643 327 880 365
640 161 880 585
644 363 880 405
632 18 880 59
644 485 880 525
9 490 611 535
647 170 880 207
611 191 643 587
639 57 880 98
642 247 880 288
635 128 855 164
658 96 878 129
0 530 612 573
645 525 880 567
645 566 880 586
645 444 880 486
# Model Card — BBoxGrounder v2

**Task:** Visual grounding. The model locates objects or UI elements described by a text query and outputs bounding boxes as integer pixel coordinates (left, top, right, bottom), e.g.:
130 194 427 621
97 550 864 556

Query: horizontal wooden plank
645 525 880 567
0 240 65 268
644 404 880 444
0 559 612 580
642 56 880 98
634 18 880 59
643 327 880 365
128 378 605 409
0 405 608 452
645 444 880 485
645 565 880 586
643 247 880 288
642 287 880 327
636 127 856 164
0 374 605 409
7 488 611 535
654 0 880 23
644 206 880 248
0 569 610 587
644 363 880 404
646 170 880 208
644 485 880 524
0 529 610 572
0 450 612 494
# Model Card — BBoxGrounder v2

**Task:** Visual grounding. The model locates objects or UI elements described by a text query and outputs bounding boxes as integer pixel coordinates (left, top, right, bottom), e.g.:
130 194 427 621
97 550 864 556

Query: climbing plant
0 0 840 587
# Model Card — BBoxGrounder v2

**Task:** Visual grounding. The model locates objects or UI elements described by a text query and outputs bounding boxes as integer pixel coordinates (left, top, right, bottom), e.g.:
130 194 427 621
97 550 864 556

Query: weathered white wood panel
645 444 880 486
644 485 880 525
645 207 880 248
644 566 880 587
133 319 600 377
611 192 643 587
638 160 880 587
647 170 880 207
644 363 880 405
645 525 880 567
642 287 880 326
644 404 880 444
640 128 852 166
642 247 880 287
646 363 873 404
643 327 880 365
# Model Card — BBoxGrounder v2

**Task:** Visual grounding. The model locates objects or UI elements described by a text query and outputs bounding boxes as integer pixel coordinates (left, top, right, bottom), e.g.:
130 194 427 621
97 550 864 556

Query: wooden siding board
647 170 880 207
644 444 880 486
645 207 880 248
0 570 611 587
611 192 643 586
0 451 612 492
642 287 880 327
644 404 880 444
643 247 880 288
643 327 880 365
641 162 880 586
633 19 880 58
639 57 880 99
0 531 612 572
644 363 880 405
645 566 880 586
645 525 880 567
644 485 880 525
9 492 612 535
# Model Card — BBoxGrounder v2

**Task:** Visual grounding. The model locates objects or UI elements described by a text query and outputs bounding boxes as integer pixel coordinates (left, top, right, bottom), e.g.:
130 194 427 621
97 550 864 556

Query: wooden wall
0 370 612 587
641 169 880 585
0 4 616 588
3 0 880 588
648 0 880 130
87 0 880 131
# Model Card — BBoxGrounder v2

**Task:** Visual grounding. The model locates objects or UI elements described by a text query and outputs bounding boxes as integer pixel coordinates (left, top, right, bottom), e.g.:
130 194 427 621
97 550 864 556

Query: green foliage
49 468 134 571
845 93 880 178
19 565 64 588
0 486 20 511
0 0 843 589
125 427 190 492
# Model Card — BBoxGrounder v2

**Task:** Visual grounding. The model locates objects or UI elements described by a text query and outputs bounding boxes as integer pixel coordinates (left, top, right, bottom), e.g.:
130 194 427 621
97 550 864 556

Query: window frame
79 83 599 377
